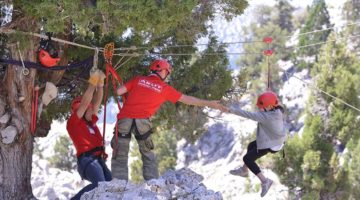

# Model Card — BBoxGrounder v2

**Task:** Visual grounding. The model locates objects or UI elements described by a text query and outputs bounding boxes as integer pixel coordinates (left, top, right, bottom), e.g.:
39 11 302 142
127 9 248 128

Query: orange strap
102 43 125 159
263 37 273 90
31 88 39 135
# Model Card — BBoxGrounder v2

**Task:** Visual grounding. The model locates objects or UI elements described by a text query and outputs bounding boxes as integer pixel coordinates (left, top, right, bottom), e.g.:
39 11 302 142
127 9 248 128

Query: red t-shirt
117 75 182 119
66 114 103 157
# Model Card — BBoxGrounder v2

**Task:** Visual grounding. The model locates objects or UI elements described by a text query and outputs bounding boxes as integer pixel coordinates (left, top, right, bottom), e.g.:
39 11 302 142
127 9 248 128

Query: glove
88 70 100 86
97 70 106 87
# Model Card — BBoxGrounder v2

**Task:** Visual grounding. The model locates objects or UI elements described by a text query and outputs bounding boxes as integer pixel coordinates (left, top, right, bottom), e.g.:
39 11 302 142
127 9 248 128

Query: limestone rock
81 168 222 200
0 113 10 124
1 125 17 144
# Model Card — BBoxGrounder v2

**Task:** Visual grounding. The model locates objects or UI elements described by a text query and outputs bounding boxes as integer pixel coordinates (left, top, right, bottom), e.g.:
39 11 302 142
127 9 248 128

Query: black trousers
243 140 277 175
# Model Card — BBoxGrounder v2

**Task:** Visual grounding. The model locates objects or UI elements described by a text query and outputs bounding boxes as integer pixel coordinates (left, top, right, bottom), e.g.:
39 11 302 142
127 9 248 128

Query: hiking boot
260 178 273 197
229 166 249 177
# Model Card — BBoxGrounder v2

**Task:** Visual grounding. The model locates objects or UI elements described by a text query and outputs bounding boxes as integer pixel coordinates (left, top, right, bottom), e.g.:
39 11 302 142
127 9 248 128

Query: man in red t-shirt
111 59 226 181
66 70 111 200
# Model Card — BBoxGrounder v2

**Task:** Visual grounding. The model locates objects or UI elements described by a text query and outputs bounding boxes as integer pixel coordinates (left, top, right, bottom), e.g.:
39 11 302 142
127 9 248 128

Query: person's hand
88 70 100 86
208 100 229 112
97 70 106 87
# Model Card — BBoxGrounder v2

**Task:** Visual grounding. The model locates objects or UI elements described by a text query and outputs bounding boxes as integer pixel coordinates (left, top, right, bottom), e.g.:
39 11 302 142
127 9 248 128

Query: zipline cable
112 40 264 51
287 21 360 38
287 34 360 50
112 52 263 57
2 20 360 54
283 70 360 113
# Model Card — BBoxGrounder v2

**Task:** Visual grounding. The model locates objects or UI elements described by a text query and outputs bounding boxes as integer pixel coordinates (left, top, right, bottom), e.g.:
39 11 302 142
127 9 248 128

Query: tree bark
0 7 70 196
0 41 36 199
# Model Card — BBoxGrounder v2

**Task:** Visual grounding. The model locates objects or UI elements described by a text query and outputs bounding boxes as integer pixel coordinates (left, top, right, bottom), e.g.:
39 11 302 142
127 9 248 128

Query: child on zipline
225 91 286 197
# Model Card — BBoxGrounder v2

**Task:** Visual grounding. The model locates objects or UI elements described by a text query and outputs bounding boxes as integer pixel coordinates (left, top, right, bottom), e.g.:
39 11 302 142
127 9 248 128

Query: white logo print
138 79 163 93
87 125 95 135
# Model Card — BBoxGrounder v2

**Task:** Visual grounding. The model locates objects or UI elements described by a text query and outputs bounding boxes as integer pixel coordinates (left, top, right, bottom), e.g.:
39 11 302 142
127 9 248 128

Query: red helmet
256 91 279 109
38 49 60 67
71 96 93 113
149 59 172 73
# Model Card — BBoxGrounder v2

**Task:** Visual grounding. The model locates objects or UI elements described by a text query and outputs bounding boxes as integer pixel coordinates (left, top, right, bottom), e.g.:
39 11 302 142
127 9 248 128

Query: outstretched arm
76 84 96 119
76 70 101 119
91 86 103 114
116 85 128 96
91 71 106 114
178 94 227 112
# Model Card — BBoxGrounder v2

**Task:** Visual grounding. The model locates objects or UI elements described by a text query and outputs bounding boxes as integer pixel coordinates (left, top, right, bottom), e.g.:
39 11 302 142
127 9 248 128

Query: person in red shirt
66 70 111 200
111 59 226 181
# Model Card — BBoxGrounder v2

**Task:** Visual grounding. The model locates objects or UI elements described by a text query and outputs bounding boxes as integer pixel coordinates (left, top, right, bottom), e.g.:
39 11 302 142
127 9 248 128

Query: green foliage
275 0 294 32
154 129 177 174
8 1 247 142
298 0 331 57
130 128 177 183
237 4 292 103
342 0 360 51
348 140 360 198
313 33 360 143
49 135 77 171
153 35 233 142
129 140 143 183
275 31 360 198
301 191 320 200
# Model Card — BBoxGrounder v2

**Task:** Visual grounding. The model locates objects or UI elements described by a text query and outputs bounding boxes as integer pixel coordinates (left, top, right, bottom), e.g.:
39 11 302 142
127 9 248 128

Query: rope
113 49 129 69
267 55 271 89
0 28 98 51
91 48 99 73
283 70 360 113
114 56 133 71
266 42 271 89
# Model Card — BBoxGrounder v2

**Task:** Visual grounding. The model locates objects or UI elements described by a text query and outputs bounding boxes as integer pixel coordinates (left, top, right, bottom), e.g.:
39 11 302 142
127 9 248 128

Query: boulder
81 168 222 200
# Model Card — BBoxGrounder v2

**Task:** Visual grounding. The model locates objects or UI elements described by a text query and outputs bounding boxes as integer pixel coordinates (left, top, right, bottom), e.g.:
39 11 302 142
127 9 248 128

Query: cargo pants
111 118 159 181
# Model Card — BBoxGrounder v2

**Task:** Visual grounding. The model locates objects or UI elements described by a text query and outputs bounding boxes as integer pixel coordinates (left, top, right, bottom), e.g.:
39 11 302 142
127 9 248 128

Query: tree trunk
0 42 37 199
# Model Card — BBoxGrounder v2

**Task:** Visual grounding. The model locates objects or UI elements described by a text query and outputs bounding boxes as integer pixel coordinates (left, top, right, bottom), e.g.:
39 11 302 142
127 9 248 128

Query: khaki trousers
111 118 159 180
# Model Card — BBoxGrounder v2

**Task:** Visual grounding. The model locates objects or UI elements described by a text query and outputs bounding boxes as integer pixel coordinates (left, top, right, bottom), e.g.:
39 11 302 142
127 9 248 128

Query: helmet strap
151 70 168 81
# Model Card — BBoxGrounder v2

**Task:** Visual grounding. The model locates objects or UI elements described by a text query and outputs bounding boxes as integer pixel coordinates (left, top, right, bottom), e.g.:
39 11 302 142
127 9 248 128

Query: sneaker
260 178 273 197
229 166 249 177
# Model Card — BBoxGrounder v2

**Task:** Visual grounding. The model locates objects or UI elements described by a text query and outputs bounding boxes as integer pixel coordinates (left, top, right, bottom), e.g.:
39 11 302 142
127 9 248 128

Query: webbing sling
102 43 126 159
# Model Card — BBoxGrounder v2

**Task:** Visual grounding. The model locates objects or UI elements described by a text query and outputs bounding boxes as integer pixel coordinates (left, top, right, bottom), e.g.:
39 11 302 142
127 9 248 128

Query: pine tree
275 0 294 33
274 33 360 199
0 1 248 198
342 0 360 51
237 4 292 101
298 0 332 57
348 139 360 198
49 135 77 171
